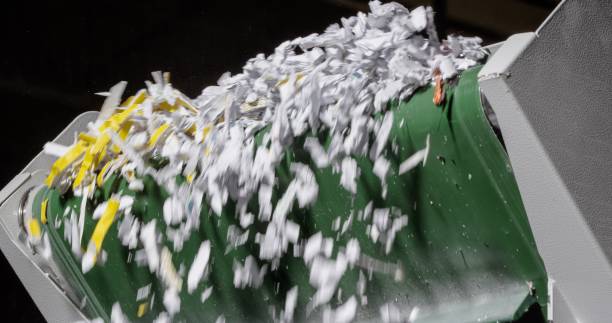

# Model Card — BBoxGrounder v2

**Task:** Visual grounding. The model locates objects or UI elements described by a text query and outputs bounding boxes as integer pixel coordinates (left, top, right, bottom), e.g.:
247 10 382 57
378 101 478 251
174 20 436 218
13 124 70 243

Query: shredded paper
36 1 485 322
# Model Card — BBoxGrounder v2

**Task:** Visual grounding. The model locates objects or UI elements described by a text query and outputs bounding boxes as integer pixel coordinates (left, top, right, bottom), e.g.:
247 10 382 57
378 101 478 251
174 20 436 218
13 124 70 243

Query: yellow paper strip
96 160 114 187
29 219 41 238
137 302 148 317
45 141 89 187
90 198 119 254
40 199 48 224
148 123 170 148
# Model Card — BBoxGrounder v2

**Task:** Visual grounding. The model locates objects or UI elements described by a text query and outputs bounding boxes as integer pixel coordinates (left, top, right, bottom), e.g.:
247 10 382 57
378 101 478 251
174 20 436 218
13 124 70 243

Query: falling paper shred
38 0 487 320
398 134 430 175
187 241 211 293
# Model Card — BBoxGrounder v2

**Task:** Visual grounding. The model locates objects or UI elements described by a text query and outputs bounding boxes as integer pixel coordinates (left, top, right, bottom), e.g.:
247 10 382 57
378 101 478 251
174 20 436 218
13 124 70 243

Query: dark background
0 0 558 321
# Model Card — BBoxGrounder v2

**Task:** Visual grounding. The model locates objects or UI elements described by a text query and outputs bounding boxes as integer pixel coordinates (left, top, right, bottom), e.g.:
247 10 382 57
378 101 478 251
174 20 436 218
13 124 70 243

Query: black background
0 0 556 321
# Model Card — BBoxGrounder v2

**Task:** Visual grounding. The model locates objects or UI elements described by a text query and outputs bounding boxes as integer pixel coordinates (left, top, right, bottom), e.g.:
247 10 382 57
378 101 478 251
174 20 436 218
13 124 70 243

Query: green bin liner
31 66 548 322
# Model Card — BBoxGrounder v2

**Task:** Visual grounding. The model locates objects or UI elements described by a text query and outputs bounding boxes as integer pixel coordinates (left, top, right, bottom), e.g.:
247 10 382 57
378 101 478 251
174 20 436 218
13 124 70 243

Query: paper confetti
38 1 485 321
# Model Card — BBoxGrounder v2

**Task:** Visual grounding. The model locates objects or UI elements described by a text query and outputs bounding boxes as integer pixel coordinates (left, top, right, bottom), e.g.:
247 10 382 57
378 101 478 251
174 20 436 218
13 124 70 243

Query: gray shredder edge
0 111 99 322
478 0 612 322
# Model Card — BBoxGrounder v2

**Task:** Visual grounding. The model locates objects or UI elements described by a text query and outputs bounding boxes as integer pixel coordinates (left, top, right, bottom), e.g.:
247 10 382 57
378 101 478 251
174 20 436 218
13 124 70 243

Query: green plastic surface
34 66 548 322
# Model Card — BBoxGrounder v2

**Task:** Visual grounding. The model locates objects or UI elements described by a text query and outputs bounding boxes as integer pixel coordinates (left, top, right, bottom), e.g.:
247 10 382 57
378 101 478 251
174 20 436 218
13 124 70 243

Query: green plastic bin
32 66 548 322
